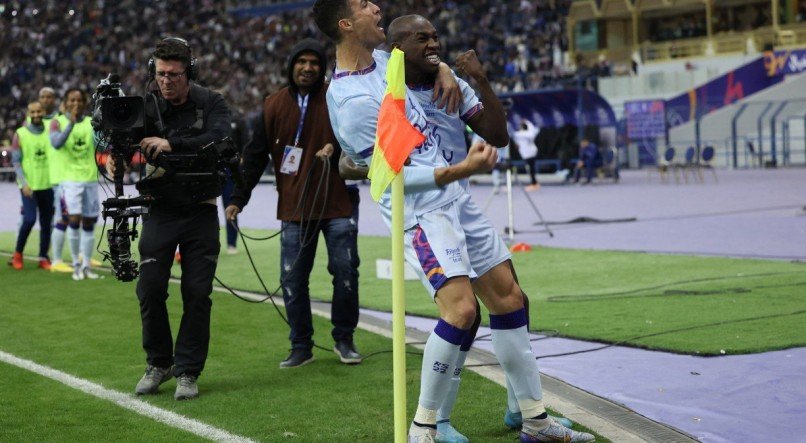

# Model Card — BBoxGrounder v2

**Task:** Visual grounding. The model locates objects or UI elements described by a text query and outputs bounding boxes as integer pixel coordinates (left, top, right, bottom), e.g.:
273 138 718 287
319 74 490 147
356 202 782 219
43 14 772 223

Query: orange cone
510 242 532 252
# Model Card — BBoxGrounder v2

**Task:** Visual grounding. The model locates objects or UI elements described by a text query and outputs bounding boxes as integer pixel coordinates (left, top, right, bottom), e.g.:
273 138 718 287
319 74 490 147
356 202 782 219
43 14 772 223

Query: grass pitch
1 262 591 441
4 228 806 356
217 230 806 356
3 227 804 440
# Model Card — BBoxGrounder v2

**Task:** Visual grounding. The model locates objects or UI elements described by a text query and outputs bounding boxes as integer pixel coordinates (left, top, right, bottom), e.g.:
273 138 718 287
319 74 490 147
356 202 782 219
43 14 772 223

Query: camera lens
100 96 143 131
110 102 136 126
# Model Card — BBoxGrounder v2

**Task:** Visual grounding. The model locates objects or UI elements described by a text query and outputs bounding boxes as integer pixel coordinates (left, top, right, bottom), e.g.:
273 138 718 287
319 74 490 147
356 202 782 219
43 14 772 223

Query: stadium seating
0 1 574 144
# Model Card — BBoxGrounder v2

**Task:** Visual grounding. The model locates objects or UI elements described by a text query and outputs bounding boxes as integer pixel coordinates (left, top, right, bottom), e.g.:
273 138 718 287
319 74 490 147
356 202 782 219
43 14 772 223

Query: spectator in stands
0 0 577 140
595 54 611 78
9 102 54 270
512 119 541 191
753 6 771 28
568 138 602 184
226 38 362 369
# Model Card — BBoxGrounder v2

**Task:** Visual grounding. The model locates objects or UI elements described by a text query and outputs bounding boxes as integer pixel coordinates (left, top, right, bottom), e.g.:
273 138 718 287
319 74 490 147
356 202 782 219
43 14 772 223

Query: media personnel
108 38 232 401
225 39 362 368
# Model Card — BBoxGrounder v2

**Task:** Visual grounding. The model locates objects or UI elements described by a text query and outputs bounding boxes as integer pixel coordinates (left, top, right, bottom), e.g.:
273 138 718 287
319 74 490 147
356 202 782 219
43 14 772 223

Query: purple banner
501 89 617 129
665 58 783 128
625 100 666 139
764 49 806 76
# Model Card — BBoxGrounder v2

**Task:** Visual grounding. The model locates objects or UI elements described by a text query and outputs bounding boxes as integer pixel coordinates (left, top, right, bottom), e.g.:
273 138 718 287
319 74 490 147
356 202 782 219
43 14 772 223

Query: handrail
731 104 749 168
768 101 789 167
756 103 775 165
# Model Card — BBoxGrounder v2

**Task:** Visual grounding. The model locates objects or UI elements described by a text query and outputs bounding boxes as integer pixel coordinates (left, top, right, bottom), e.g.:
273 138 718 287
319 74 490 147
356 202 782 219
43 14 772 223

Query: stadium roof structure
567 0 805 64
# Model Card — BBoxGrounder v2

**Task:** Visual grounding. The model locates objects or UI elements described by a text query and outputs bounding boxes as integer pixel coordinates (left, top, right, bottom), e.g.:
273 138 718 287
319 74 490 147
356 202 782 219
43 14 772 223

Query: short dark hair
387 15 422 47
63 87 87 103
152 38 192 69
313 0 351 43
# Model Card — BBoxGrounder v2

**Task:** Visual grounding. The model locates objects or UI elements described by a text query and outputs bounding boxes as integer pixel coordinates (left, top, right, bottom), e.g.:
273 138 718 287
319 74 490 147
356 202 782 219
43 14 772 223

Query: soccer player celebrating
313 1 594 442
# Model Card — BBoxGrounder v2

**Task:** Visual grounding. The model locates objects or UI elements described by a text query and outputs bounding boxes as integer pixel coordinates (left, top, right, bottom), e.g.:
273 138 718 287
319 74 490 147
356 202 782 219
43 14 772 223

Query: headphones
147 37 198 81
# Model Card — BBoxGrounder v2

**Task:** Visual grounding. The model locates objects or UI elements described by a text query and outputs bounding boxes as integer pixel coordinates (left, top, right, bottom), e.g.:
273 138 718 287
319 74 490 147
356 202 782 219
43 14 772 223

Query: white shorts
61 181 100 218
52 184 68 220
457 193 511 277
404 193 510 298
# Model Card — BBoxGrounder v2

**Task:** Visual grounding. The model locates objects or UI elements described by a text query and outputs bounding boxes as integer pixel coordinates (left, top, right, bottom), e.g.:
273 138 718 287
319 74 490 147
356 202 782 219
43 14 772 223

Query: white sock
414 406 437 427
67 226 80 266
80 228 95 268
52 226 66 263
437 349 468 422
506 376 520 413
490 309 545 419
417 320 465 418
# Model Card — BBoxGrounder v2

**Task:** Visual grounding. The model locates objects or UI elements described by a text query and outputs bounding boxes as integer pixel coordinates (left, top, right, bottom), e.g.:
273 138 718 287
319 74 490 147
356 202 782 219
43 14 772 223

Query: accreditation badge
280 146 303 176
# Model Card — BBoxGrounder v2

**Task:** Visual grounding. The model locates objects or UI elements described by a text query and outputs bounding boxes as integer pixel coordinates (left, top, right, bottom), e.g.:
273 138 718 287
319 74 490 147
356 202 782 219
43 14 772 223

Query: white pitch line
0 350 257 443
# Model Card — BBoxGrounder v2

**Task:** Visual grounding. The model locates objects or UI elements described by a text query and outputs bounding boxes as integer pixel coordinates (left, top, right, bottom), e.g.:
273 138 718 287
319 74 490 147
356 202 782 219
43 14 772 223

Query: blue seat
698 145 718 183
652 146 680 183
682 146 697 183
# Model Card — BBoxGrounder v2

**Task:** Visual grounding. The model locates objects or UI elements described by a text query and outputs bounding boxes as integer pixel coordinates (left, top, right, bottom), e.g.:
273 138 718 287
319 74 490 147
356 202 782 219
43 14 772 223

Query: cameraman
116 38 232 401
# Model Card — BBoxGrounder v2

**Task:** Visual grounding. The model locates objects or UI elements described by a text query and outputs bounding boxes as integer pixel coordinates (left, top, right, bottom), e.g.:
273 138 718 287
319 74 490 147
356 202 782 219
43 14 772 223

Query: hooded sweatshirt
230 39 352 222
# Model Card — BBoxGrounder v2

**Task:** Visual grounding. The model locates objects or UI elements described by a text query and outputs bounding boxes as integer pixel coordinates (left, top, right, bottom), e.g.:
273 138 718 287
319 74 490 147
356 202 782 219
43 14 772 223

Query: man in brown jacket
226 38 362 368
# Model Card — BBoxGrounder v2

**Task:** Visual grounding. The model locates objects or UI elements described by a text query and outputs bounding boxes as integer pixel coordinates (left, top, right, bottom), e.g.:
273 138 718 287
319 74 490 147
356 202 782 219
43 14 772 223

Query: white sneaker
408 422 436 443
521 417 594 442
81 266 100 280
72 265 84 281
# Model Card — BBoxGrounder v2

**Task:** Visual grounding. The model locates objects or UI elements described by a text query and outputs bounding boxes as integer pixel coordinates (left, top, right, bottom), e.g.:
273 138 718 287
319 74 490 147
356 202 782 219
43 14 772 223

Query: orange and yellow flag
368 48 426 201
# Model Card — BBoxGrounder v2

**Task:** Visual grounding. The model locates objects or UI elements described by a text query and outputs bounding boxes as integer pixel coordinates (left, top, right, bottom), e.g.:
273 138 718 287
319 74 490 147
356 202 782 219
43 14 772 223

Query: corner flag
368 48 425 201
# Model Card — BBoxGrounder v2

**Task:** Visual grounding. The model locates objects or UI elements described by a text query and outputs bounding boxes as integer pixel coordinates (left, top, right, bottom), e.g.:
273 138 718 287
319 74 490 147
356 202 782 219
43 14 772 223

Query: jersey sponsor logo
34 147 47 163
70 137 89 157
445 247 462 263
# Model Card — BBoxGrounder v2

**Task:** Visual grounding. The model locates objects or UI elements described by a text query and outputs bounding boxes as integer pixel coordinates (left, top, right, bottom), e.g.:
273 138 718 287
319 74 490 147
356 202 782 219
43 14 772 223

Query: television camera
91 74 242 281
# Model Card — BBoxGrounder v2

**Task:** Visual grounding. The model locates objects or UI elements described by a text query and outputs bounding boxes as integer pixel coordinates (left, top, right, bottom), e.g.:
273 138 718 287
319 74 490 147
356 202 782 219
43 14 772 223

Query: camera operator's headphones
147 37 198 81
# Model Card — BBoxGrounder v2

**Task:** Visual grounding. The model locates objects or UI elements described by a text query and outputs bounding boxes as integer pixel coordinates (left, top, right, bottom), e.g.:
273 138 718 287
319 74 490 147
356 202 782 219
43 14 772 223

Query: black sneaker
279 348 314 368
334 340 363 364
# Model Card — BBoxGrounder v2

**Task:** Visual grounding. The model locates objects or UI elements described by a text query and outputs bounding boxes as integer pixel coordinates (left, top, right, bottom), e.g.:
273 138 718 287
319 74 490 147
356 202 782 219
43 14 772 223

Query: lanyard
294 93 310 147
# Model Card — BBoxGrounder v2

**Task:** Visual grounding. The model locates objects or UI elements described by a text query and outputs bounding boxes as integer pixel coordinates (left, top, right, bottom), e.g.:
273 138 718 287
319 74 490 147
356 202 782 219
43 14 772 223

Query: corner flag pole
368 48 422 442
391 171 406 443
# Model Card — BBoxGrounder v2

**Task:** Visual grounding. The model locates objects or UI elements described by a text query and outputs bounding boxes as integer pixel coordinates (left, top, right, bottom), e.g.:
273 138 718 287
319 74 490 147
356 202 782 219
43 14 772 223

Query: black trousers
136 204 220 377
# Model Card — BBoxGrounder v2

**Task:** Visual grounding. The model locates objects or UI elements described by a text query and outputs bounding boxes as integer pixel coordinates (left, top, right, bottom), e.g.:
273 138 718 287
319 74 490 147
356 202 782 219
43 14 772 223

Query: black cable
547 270 806 302
233 161 318 241
214 155 340 354
465 308 806 367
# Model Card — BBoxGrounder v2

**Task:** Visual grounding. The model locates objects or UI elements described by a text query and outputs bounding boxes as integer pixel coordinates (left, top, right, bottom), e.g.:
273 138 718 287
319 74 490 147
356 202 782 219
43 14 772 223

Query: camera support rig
102 194 151 282
92 74 242 282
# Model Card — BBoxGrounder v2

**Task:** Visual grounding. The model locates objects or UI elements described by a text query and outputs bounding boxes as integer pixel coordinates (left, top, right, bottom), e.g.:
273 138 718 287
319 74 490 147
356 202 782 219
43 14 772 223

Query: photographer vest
16 125 51 191
141 85 223 208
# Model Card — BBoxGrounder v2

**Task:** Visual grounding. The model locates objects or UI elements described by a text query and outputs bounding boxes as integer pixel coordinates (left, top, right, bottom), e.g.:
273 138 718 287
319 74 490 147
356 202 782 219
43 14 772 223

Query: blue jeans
280 216 360 350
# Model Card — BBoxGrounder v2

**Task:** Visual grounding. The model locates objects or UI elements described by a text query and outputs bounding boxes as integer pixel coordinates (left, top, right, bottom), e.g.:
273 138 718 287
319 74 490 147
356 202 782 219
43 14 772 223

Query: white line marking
0 350 256 443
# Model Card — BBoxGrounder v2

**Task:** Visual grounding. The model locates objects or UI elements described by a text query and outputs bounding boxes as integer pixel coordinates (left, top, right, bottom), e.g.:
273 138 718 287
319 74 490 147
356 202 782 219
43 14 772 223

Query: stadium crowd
1 0 574 143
